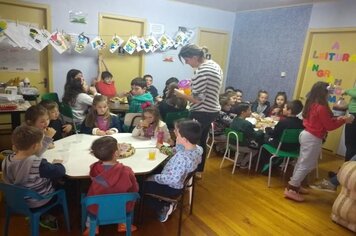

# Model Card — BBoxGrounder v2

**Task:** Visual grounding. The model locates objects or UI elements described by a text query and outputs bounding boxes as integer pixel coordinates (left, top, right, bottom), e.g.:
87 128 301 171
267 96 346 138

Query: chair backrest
41 92 60 105
123 113 141 132
164 110 189 129
0 182 42 215
82 192 140 225
279 129 303 144
224 128 244 143
59 103 78 133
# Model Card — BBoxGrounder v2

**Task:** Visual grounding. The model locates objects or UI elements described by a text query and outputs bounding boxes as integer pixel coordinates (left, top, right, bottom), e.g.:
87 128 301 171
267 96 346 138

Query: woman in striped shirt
175 44 223 175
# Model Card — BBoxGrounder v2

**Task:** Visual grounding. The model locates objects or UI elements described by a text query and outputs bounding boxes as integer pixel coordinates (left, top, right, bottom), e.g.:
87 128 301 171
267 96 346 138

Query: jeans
345 112 356 161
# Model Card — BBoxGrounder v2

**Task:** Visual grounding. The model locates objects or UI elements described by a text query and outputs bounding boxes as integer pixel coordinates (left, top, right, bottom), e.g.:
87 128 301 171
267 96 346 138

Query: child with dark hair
268 91 287 119
84 136 139 235
39 100 72 141
144 119 202 222
158 82 187 120
251 90 270 118
94 56 117 98
143 74 158 100
128 77 154 113
161 77 179 100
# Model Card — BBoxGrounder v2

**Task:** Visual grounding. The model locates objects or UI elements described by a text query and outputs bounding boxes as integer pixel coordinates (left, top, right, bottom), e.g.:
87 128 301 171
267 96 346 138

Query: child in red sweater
284 81 354 202
94 56 117 98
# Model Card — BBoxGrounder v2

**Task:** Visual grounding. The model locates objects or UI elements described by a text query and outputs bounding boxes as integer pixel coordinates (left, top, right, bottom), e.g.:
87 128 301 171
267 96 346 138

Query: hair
286 100 304 115
142 106 161 130
101 71 113 80
165 83 188 110
25 105 48 126
143 74 153 80
219 95 232 108
235 89 243 94
302 81 331 118
85 95 111 128
176 119 201 144
62 69 85 105
131 77 147 89
39 100 58 111
273 92 287 107
178 44 208 63
225 86 236 93
12 125 43 151
231 103 250 117
91 136 118 161
163 77 179 99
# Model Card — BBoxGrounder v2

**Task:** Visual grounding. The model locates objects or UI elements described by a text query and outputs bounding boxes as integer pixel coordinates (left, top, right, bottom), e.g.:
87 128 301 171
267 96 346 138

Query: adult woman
175 44 223 175
158 82 187 120
62 69 98 125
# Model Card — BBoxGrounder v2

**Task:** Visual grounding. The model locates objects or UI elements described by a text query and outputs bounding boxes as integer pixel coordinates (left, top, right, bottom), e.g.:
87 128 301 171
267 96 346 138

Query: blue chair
81 192 140 236
0 183 70 236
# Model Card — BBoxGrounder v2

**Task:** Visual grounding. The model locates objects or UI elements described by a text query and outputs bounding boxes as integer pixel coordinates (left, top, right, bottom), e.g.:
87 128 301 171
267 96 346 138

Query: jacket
80 114 122 134
128 92 154 113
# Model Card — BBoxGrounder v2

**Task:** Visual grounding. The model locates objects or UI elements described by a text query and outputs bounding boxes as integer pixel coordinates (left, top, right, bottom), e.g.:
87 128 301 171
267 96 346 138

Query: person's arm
108 114 122 133
318 106 346 131
80 119 93 134
77 93 94 106
174 89 200 104
345 88 356 98
154 153 185 186
39 159 65 179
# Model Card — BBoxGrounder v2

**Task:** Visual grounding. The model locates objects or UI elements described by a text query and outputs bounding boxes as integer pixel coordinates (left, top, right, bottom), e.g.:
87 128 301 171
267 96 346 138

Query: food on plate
110 97 128 103
117 143 135 158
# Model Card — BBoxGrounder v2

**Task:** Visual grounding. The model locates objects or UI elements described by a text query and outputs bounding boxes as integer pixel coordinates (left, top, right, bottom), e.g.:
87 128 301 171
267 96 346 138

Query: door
0 0 52 93
198 28 229 90
99 14 146 93
294 28 356 152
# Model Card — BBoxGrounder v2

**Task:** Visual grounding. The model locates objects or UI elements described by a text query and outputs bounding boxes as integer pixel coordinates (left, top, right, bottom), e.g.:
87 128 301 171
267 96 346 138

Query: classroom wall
23 0 235 98
226 5 312 102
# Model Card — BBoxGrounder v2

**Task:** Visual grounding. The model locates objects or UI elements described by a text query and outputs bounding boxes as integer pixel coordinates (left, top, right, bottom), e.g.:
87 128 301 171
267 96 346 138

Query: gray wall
226 5 312 102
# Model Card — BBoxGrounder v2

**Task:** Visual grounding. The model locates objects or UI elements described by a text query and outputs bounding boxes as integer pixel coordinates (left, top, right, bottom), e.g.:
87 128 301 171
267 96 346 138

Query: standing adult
343 85 356 161
175 44 223 176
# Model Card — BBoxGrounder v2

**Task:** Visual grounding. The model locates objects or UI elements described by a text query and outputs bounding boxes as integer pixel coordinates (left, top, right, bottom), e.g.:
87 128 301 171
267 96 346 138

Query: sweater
230 117 264 146
80 114 122 134
95 81 117 98
132 120 171 142
147 85 158 99
251 101 271 118
128 92 154 113
71 93 94 124
303 103 345 139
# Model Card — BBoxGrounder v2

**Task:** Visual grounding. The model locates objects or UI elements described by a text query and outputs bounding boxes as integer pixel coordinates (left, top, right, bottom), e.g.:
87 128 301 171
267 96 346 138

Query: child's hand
145 175 155 181
140 120 149 128
156 143 163 149
62 124 72 133
105 130 115 135
44 127 56 138
96 130 106 136
272 108 280 114
48 142 55 149
88 86 97 95
52 159 63 164
343 114 355 124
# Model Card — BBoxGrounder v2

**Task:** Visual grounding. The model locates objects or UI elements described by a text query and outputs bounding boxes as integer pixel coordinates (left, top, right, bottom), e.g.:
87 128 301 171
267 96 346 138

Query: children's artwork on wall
146 36 160 52
173 31 189 48
109 35 123 53
117 46 125 56
0 20 7 42
4 22 32 49
123 36 138 54
90 36 105 50
69 10 88 24
158 34 173 51
135 37 144 52
163 54 174 62
178 26 195 42
28 27 50 51
48 31 70 54
74 33 90 53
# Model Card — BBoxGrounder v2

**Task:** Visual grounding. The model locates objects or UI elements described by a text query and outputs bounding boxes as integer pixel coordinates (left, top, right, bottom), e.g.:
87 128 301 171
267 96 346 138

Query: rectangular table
0 101 31 130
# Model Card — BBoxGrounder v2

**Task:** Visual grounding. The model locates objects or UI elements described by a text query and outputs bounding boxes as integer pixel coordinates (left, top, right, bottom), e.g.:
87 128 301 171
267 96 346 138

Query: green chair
255 128 303 187
164 110 189 129
41 92 60 105
219 128 255 174
59 103 79 133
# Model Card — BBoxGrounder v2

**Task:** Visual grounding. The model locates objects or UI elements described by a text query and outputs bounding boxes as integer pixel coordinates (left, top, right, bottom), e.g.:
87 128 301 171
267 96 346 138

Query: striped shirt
190 60 223 112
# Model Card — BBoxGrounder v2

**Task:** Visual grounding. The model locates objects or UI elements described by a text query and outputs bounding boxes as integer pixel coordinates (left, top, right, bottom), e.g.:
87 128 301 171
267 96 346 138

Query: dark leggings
345 112 356 161
189 111 219 172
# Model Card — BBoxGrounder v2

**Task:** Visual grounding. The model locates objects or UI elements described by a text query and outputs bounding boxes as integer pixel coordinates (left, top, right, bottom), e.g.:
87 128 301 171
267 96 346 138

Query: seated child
94 56 117 98
2 125 65 229
268 91 287 119
251 90 270 118
128 77 154 113
81 95 122 135
39 100 73 141
84 136 139 235
144 74 158 101
132 106 171 143
25 105 57 155
144 119 202 222
158 82 187 120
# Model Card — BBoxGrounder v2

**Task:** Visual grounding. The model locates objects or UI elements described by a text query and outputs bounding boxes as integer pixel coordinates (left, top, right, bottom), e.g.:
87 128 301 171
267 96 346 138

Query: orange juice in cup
148 149 156 160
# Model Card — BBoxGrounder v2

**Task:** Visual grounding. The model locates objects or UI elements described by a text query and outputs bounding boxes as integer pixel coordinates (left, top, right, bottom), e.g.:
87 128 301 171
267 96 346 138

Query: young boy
128 77 154 113
94 56 117 98
84 136 139 235
2 125 65 230
144 119 203 222
39 100 73 141
143 74 158 100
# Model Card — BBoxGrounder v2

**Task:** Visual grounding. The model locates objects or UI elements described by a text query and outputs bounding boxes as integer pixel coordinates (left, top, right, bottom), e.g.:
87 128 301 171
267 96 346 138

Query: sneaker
310 179 337 193
117 223 137 233
299 186 310 195
284 188 305 202
159 204 174 222
39 215 58 231
82 227 99 236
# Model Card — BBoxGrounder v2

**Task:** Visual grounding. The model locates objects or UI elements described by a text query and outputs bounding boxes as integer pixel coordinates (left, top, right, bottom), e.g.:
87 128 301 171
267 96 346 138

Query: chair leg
268 155 276 187
4 209 10 236
219 148 228 168
188 177 193 206
255 146 264 172
178 192 185 236
189 177 195 215
89 220 97 236
60 192 71 232
206 140 213 159
126 217 132 236
284 158 290 174
30 215 39 236
232 152 239 174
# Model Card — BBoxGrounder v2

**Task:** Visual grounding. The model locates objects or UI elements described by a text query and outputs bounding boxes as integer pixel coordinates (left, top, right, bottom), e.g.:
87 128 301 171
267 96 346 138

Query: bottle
156 129 164 145
178 79 192 95
332 97 348 117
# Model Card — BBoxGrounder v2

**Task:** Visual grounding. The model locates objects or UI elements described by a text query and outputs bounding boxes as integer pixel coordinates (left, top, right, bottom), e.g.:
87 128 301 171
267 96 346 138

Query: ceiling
171 0 335 12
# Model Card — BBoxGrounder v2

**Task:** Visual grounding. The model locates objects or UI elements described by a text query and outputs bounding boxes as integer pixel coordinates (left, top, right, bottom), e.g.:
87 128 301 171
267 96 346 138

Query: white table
42 133 168 178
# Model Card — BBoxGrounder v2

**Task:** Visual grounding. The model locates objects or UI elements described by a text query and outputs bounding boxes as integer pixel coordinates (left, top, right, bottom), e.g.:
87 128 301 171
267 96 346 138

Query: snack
110 97 128 104
117 143 135 158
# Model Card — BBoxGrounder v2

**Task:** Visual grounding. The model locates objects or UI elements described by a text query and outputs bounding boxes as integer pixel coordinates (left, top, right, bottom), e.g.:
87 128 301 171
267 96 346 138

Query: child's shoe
284 188 304 202
82 226 99 236
310 179 337 193
39 214 58 231
159 203 174 222
117 223 137 232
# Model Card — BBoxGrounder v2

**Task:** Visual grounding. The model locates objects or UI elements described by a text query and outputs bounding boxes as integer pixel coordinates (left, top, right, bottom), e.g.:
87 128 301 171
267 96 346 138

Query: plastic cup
74 134 83 143
148 149 156 160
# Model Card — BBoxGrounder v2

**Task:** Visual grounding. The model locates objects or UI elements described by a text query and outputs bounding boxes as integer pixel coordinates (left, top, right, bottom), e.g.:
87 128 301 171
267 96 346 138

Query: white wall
23 0 235 98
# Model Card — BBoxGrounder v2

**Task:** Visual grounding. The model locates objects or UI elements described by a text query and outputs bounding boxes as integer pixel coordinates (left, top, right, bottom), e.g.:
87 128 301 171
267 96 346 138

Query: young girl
284 81 354 202
132 106 171 143
80 95 122 135
24 105 56 156
251 90 270 118
268 92 287 119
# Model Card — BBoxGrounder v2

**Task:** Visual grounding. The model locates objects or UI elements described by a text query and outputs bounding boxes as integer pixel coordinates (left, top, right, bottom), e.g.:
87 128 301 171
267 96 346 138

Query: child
25 105 56 155
144 119 202 222
132 106 171 143
2 125 65 229
94 56 117 98
343 86 356 161
81 95 122 135
251 90 270 118
158 82 187 120
39 100 72 141
284 81 354 202
143 74 158 100
84 136 139 235
128 77 154 113
268 91 287 119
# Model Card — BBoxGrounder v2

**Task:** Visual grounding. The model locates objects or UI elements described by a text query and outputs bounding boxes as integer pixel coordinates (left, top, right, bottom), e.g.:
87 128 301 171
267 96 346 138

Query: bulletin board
294 28 356 153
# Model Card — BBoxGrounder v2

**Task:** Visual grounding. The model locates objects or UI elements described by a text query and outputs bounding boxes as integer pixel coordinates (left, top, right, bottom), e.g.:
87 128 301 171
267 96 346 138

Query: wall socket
280 72 286 78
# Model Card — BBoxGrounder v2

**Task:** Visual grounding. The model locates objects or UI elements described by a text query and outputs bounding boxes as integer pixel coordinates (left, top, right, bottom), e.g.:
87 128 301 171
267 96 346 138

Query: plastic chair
81 192 140 236
164 110 189 129
59 103 78 133
255 128 303 187
123 113 141 132
0 183 70 236
144 172 196 236
219 128 254 174
41 92 60 105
